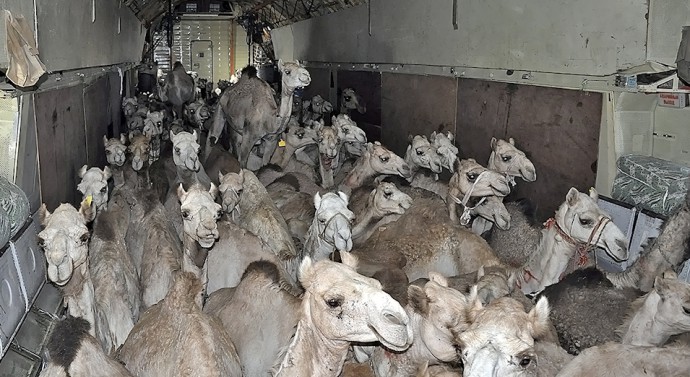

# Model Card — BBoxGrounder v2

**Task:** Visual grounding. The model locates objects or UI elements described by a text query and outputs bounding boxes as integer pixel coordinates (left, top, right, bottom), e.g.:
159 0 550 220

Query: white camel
76 165 111 214
487 137 536 187
304 191 356 262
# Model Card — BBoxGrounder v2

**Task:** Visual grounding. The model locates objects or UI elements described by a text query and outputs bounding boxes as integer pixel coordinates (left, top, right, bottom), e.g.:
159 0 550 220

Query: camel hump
46 316 92 372
241 65 258 78
241 260 281 284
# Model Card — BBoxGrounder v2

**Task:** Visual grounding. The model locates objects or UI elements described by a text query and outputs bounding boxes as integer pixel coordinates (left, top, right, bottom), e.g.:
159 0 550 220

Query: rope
456 171 489 226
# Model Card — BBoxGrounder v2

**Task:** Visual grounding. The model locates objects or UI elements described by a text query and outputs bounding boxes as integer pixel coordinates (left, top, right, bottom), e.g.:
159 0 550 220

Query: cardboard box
657 93 688 108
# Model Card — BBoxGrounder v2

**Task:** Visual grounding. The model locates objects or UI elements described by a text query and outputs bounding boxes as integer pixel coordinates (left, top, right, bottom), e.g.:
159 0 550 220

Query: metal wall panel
15 95 41 214
337 70 382 141
108 72 124 137
83 77 110 168
0 0 36 69
381 73 457 157
34 85 87 210
172 19 233 83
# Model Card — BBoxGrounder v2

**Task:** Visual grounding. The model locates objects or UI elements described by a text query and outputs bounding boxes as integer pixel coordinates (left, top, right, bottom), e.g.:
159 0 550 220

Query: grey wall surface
0 0 36 68
36 0 145 71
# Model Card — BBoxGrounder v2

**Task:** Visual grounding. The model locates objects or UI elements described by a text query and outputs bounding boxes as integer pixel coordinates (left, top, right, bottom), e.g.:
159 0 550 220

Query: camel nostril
383 311 405 327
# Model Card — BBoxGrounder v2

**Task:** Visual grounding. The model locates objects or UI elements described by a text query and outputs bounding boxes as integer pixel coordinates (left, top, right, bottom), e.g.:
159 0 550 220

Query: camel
416 362 461 377
118 272 243 377
304 191 356 262
205 253 413 377
269 118 320 169
333 114 368 160
103 134 128 187
366 274 476 377
126 132 152 188
143 110 165 164
446 158 511 225
76 165 111 213
340 87 366 115
204 143 241 186
185 98 210 129
406 135 443 178
209 61 311 168
317 125 342 188
302 94 333 123
488 188 628 295
339 141 412 195
555 342 690 377
351 181 413 245
122 97 138 119
160 61 195 118
38 316 134 377
38 199 97 333
457 296 573 377
430 131 458 173
217 169 297 262
487 137 537 186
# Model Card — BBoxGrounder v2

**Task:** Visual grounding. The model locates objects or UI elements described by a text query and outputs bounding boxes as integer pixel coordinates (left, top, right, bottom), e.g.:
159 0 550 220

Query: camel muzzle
521 166 537 182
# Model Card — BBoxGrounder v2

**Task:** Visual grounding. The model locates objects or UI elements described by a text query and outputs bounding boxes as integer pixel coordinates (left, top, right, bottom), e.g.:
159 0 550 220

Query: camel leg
447 194 458 223
261 133 280 167
238 135 257 169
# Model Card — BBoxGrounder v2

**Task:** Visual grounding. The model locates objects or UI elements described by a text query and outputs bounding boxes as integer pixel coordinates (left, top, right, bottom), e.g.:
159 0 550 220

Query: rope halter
449 170 489 226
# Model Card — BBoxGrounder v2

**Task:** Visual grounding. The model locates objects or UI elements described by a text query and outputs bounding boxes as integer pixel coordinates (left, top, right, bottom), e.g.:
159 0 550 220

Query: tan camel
333 113 368 160
340 88 367 115
206 253 412 377
103 134 128 188
77 165 111 214
447 158 511 225
39 316 134 377
351 181 413 245
126 132 152 187
304 191 356 262
406 135 443 177
317 125 341 188
618 272 690 346
487 137 537 186
457 296 571 377
556 343 690 377
270 118 320 169
217 169 297 261
209 61 311 168
489 188 628 295
118 272 243 377
122 97 138 119
185 99 210 128
339 141 412 194
430 131 458 173
367 274 476 377
203 144 241 186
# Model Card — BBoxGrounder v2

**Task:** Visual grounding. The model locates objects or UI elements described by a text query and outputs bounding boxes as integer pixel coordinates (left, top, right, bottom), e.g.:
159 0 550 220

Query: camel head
364 142 412 180
317 125 341 171
38 199 95 286
474 266 516 305
127 133 151 171
457 296 551 377
631 272 690 341
312 192 355 255
170 119 186 135
406 135 443 174
407 273 475 363
448 159 511 203
310 94 333 115
299 252 413 351
555 187 628 262
340 88 366 114
122 97 138 118
185 99 211 128
217 170 245 217
469 196 511 231
143 111 164 139
283 122 319 151
177 183 222 248
278 59 311 92
77 165 112 213
103 134 128 167
171 130 202 172
127 115 144 134
333 114 367 157
430 131 459 172
369 181 413 217
489 137 536 183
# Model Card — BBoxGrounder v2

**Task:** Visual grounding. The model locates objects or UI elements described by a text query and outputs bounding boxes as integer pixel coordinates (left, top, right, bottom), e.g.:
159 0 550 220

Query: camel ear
238 169 245 185
447 132 454 141
39 203 51 226
588 187 599 201
278 59 285 70
209 183 218 200
120 133 127 144
663 270 678 279
102 166 112 180
79 198 96 224
654 276 673 300
566 187 580 207
218 171 225 182
476 266 485 280
177 183 188 202
509 137 515 145
407 134 414 143
507 271 518 292
102 135 108 147
428 271 448 287
430 131 437 140
192 129 198 141
298 256 314 289
331 115 337 124
337 191 349 205
294 59 300 66
313 192 322 209
339 251 358 270
169 130 175 140
528 297 551 339
78 165 88 178
407 285 429 315
490 137 498 151
128 131 136 141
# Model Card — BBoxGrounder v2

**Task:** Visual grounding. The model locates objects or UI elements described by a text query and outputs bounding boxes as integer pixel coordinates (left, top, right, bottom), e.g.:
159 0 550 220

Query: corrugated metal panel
172 19 233 84
234 23 250 70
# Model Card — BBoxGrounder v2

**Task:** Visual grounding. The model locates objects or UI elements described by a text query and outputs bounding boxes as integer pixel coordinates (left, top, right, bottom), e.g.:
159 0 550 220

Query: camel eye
380 156 390 163
326 298 342 308
284 69 291 75
519 356 532 367
342 128 349 134
383 191 392 199
466 173 478 182
37 237 46 247
216 210 223 219
79 233 90 244
182 211 190 219
683 306 690 315
100 187 107 193
501 155 512 162
175 147 181 155
105 150 111 155
416 148 425 156
579 217 592 226
190 109 195 114
318 217 326 224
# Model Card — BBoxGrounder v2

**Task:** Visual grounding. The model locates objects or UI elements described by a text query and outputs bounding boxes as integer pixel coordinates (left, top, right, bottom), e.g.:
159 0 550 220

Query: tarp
4 10 46 87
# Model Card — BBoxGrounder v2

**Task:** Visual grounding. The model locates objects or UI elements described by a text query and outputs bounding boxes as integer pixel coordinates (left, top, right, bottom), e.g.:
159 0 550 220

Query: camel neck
182 234 209 269
304 221 335 262
343 154 373 190
62 262 97 337
319 158 335 189
275 313 350 377
351 204 380 240
621 292 675 346
519 225 577 294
